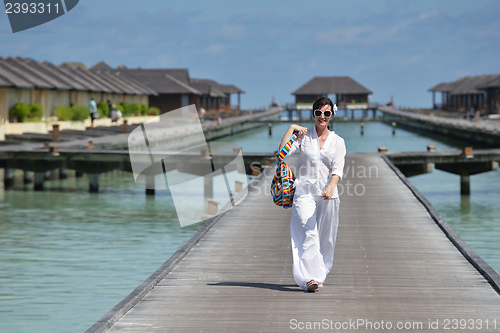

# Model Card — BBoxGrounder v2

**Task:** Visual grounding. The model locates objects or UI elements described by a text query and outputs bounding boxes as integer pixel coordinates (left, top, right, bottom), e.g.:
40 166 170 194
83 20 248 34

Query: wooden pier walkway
87 153 500 332
379 106 500 147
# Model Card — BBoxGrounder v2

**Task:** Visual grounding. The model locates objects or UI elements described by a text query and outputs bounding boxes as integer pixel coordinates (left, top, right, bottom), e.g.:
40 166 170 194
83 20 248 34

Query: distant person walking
89 98 97 128
108 100 118 123
278 97 346 292
108 100 113 119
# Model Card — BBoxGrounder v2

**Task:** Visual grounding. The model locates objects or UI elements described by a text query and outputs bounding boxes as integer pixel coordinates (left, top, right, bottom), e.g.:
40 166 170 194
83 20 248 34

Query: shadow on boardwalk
207 282 304 293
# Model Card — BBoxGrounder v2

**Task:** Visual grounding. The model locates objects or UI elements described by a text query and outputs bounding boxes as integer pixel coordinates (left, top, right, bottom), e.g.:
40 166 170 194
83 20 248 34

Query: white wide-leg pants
290 193 340 289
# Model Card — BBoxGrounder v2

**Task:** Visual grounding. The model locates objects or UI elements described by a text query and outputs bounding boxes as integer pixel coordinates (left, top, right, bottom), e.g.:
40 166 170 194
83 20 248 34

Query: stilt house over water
291 76 372 110
429 73 500 115
90 62 245 114
0 57 155 122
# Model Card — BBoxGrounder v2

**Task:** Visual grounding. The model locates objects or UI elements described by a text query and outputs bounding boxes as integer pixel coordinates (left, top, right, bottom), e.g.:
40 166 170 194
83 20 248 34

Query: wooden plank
91 153 500 333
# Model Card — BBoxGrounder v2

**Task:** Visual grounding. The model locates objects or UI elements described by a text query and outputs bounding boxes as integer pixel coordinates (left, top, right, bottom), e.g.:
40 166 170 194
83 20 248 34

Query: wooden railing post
52 124 60 142
207 199 220 215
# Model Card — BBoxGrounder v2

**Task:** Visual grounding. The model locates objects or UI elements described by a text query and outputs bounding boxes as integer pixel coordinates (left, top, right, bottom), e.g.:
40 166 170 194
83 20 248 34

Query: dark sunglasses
313 109 332 117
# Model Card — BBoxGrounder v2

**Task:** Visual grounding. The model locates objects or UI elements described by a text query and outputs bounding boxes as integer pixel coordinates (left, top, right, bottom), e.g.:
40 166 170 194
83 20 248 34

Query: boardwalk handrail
382 154 500 295
83 165 271 333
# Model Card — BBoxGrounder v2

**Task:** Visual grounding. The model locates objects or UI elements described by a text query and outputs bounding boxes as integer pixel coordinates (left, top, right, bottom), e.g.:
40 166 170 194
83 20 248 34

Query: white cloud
315 10 443 47
117 48 132 56
202 44 228 55
315 25 403 46
403 49 431 66
219 23 246 40
204 23 246 41
124 33 156 46
418 9 440 21
153 54 174 67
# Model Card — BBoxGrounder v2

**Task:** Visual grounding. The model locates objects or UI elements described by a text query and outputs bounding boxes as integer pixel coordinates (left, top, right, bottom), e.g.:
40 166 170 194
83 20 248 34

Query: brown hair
312 97 333 113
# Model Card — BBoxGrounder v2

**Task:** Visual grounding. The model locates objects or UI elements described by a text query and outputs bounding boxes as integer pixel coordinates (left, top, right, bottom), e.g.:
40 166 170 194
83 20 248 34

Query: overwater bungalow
291 76 372 110
477 76 500 115
90 62 245 114
429 73 500 115
189 78 244 111
0 57 154 122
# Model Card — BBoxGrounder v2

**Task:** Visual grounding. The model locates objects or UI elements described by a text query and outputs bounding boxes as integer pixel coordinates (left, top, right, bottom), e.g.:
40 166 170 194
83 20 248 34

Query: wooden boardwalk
378 106 500 147
88 153 500 332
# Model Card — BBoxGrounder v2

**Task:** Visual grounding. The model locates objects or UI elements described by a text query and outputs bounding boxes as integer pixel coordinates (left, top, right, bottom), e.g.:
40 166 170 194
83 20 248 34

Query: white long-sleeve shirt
288 127 346 198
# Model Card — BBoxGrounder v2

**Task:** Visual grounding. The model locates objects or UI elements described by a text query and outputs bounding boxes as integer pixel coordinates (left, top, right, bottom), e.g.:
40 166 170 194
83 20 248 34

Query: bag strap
276 132 299 162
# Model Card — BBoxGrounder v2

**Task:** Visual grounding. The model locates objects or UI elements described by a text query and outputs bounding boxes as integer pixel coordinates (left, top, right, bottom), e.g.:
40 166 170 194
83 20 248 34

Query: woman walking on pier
279 97 346 292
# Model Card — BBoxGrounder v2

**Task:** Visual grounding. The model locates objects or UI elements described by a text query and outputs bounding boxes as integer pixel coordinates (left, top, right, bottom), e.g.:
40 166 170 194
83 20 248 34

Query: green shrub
120 102 133 117
56 105 72 121
71 105 90 121
55 105 90 121
114 104 124 113
97 101 109 118
28 103 43 120
25 103 44 122
11 102 30 122
148 107 160 116
141 104 148 115
131 103 142 116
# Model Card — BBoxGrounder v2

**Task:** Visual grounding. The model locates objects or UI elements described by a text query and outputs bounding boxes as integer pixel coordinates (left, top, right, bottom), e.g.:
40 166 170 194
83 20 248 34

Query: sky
1 0 499 109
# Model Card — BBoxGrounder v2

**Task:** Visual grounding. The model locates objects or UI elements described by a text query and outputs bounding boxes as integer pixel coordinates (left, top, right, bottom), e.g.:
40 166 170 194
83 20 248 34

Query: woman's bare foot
306 280 318 292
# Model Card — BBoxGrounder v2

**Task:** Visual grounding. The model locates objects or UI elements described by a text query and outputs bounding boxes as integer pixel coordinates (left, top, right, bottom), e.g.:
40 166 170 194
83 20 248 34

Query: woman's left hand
321 185 335 200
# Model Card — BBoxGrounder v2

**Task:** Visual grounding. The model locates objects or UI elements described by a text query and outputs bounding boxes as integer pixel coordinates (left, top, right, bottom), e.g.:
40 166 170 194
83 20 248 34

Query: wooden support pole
268 122 272 136
460 175 470 195
24 171 33 184
89 173 99 193
123 119 128 133
49 146 58 155
146 175 155 195
52 124 60 142
475 111 481 122
4 168 14 188
59 168 68 179
392 122 396 135
207 199 220 215
235 180 243 192
204 175 213 198
462 147 473 157
360 122 364 135
34 172 44 191
251 165 261 176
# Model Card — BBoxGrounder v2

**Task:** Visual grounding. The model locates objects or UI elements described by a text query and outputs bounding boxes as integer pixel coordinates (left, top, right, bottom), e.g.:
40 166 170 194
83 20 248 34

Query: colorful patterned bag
271 132 299 208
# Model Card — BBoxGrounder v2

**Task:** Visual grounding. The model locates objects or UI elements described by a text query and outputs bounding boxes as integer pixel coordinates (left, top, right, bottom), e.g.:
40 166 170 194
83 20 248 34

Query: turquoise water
219 120 462 153
411 170 500 273
0 119 499 333
0 173 204 333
